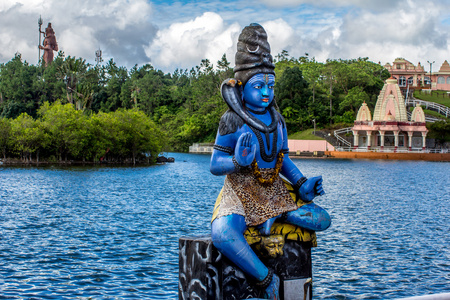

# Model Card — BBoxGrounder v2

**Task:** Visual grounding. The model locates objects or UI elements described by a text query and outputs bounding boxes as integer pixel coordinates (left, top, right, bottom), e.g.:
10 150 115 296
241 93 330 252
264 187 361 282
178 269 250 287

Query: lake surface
0 153 449 299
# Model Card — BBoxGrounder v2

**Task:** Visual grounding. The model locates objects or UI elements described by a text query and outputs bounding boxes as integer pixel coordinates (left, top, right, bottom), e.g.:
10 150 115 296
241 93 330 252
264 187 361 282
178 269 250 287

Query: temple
352 78 428 151
384 58 450 91
433 60 450 91
384 58 426 89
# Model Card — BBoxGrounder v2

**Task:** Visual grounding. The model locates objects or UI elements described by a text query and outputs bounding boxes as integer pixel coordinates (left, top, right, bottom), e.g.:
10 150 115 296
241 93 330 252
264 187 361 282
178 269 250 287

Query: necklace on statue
251 152 284 186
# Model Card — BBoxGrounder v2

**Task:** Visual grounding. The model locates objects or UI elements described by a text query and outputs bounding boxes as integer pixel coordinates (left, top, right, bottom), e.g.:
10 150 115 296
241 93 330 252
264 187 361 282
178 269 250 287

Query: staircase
333 127 352 147
405 97 450 118
313 130 338 145
312 128 353 148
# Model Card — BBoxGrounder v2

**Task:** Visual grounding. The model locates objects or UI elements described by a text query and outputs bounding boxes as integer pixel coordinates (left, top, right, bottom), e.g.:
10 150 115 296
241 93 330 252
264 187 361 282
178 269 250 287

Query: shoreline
0 159 159 167
2 151 449 166
321 151 450 162
190 150 450 162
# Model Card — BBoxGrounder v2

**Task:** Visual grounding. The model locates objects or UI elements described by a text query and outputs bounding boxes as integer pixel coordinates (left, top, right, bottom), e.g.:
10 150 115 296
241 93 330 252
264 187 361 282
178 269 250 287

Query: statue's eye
268 85 274 89
254 85 262 89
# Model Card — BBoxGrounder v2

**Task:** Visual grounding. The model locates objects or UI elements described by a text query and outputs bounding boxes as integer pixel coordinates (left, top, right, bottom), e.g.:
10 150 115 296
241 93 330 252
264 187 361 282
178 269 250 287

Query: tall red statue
39 23 58 66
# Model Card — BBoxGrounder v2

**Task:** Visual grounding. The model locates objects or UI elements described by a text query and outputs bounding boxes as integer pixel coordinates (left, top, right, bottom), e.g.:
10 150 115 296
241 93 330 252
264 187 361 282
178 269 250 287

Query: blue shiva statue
210 23 331 299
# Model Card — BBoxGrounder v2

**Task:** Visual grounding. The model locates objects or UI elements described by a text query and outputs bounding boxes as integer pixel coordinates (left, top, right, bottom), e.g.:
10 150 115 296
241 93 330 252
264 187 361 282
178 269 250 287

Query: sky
1 0 450 73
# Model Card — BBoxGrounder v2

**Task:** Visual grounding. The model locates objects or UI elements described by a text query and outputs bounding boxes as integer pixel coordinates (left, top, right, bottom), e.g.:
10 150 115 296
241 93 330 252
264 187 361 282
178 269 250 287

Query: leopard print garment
212 169 298 226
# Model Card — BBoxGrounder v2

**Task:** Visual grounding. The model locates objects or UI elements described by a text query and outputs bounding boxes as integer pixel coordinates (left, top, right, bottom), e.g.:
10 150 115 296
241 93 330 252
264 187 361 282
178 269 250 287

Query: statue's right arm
210 130 257 175
210 131 237 176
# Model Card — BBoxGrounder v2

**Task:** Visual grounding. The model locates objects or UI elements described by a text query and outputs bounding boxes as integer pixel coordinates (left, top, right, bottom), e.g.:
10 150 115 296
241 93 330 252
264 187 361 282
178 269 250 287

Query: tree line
0 50 394 162
0 101 163 164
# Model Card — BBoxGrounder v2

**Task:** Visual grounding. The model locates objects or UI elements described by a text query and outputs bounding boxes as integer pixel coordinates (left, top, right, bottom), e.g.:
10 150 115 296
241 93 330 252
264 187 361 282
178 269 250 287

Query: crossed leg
211 213 269 281
210 204 330 299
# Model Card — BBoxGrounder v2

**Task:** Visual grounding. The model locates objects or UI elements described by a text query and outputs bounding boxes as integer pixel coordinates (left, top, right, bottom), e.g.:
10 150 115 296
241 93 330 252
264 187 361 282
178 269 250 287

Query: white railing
406 98 450 118
427 148 449 153
406 111 440 123
333 127 352 147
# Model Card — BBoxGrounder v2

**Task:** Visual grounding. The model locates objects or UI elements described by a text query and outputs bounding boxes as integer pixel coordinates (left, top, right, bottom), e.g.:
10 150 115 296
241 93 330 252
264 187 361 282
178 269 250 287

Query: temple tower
352 78 428 151
373 78 408 121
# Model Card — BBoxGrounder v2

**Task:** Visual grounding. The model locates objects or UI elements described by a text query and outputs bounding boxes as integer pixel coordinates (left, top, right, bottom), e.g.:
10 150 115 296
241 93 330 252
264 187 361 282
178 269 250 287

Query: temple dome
411 104 426 122
356 102 372 121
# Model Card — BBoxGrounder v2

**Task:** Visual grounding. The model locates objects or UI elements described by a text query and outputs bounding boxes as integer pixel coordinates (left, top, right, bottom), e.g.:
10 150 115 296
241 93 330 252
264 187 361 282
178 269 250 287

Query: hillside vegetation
0 51 406 162
413 90 450 108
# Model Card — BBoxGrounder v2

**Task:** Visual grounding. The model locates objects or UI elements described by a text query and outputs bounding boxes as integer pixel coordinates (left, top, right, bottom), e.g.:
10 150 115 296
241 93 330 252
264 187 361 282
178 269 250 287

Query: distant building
384 58 426 89
432 60 450 91
352 78 428 151
384 58 450 91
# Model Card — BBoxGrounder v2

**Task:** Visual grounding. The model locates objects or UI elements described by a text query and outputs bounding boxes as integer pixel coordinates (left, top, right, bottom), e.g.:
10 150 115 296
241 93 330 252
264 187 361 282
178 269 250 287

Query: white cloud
316 1 450 67
1 0 449 74
58 26 97 60
145 12 241 71
261 19 296 56
259 0 400 10
0 0 155 67
0 0 45 12
256 0 450 70
0 3 37 62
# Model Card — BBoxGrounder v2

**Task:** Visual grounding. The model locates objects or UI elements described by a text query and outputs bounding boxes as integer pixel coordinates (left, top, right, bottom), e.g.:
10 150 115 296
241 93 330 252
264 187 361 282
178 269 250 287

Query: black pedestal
179 235 312 300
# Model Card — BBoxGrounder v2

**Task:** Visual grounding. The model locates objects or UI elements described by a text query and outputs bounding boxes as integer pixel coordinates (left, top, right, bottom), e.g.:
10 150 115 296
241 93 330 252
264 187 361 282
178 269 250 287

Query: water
0 153 449 299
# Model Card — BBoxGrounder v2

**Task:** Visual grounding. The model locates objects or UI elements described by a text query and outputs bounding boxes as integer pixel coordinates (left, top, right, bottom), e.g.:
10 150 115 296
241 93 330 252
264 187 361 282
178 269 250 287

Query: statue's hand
234 132 256 167
299 176 325 202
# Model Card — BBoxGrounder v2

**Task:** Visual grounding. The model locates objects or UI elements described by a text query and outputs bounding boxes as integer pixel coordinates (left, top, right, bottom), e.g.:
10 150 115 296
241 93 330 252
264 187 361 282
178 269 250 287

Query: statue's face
243 73 275 109
258 235 284 258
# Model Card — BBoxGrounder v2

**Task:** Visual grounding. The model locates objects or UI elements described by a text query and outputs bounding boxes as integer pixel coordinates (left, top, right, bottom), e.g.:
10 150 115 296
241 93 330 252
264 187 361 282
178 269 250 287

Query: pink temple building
433 60 450 91
384 58 426 89
384 58 450 91
352 78 428 151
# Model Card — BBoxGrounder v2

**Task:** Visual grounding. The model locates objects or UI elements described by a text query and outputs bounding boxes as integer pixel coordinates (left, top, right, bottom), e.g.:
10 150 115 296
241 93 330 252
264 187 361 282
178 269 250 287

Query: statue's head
234 23 275 110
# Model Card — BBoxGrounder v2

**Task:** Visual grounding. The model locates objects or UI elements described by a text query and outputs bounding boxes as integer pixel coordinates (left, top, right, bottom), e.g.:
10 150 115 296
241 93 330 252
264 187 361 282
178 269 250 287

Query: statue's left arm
280 126 325 202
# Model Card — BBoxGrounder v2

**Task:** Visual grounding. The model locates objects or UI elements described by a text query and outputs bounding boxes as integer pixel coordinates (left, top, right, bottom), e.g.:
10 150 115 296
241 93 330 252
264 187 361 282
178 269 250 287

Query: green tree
0 53 40 118
0 118 12 159
100 109 163 164
38 101 83 162
274 50 300 79
217 53 233 80
84 112 110 161
427 120 450 145
34 52 66 105
100 59 129 112
57 56 89 106
276 66 311 131
299 59 324 103
340 86 369 114
10 113 46 162
125 64 175 115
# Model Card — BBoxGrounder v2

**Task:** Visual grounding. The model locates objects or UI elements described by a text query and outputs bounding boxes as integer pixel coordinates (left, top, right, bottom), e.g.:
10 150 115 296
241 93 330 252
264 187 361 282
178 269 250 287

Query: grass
408 105 450 120
413 90 450 108
288 128 324 140
423 109 450 120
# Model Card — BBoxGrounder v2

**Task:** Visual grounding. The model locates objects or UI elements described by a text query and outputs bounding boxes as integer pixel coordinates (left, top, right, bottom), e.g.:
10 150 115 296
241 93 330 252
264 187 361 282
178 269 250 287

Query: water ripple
1 155 449 299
